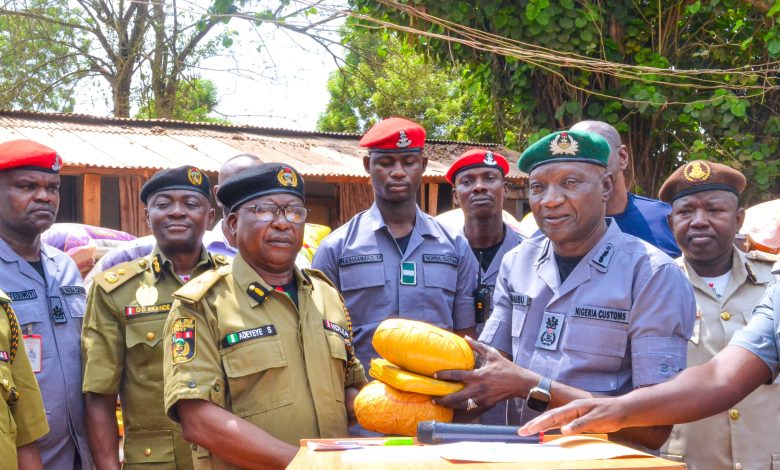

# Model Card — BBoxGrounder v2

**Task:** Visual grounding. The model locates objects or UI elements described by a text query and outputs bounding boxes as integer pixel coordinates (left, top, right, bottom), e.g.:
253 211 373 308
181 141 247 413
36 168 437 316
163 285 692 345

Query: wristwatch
527 377 552 412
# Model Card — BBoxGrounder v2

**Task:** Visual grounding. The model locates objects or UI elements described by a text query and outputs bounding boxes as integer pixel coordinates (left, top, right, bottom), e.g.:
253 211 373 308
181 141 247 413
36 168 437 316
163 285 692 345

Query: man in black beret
82 165 226 469
162 163 366 468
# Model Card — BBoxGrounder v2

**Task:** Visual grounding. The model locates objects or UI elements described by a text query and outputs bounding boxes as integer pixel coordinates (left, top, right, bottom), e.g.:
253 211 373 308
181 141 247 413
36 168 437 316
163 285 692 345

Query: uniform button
118 268 126 275
735 463 743 470
138 259 148 269
2 379 8 388
188 380 196 389
721 312 731 321
213 383 220 392
144 448 152 456
146 332 155 341
729 409 740 420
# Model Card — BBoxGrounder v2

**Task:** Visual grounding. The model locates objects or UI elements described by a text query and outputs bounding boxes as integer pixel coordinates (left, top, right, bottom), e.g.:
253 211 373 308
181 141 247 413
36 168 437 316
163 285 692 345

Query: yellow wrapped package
354 380 453 436
372 319 475 377
369 358 464 396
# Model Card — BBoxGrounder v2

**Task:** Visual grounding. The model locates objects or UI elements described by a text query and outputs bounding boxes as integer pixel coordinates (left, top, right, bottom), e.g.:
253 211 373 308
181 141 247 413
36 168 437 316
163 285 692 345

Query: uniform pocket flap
564 318 628 357
423 263 457 291
339 262 386 291
123 429 175 464
326 333 347 361
223 339 287 378
125 318 166 349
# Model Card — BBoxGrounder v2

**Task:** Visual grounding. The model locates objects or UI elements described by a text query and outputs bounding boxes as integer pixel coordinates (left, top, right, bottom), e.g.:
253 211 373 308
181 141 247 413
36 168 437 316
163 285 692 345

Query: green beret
217 163 304 212
518 130 610 174
140 166 211 204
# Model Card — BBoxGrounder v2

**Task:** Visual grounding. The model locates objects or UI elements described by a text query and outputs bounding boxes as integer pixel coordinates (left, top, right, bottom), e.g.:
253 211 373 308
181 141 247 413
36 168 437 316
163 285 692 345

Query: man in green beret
436 130 695 449
162 163 366 469
82 166 226 469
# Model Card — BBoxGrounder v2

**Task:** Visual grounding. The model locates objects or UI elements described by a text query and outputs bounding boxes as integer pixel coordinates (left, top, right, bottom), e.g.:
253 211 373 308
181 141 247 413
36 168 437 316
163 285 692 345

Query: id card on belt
23 334 42 373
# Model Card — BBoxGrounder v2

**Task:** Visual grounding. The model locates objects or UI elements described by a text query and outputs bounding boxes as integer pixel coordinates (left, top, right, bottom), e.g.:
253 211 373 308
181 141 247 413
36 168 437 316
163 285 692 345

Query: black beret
217 163 304 212
140 166 211 204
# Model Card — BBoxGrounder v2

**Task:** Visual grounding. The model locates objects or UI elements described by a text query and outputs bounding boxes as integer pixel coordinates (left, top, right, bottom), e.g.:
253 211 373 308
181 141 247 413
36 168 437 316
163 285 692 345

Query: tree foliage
352 0 780 202
136 77 228 123
317 28 508 141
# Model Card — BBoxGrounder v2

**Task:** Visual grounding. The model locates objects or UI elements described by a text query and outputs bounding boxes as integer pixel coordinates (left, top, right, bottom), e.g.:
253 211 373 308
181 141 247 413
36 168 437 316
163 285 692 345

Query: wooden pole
82 174 101 227
427 183 439 216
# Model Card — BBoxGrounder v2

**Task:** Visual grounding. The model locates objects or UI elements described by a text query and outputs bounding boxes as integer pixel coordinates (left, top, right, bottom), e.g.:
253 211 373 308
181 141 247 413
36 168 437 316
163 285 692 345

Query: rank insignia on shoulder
153 254 163 276
246 283 269 304
171 318 196 364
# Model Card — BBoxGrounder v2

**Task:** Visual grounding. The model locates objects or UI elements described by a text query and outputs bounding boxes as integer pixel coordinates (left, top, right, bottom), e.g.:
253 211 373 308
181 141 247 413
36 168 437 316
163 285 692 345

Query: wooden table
288 439 686 469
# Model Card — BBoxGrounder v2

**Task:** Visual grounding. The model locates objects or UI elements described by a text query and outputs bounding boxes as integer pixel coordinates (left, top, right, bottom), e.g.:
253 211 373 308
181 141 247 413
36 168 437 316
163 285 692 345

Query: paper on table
341 445 445 464
438 436 652 463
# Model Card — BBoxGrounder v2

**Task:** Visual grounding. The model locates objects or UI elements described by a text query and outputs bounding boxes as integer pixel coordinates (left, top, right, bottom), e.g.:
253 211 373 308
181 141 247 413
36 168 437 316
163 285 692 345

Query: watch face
527 390 551 412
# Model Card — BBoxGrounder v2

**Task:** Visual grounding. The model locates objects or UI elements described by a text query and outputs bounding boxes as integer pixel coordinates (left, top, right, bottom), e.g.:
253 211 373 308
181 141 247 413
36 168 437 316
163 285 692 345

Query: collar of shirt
203 219 237 256
680 248 775 300
366 202 434 238
231 253 312 307
150 244 212 284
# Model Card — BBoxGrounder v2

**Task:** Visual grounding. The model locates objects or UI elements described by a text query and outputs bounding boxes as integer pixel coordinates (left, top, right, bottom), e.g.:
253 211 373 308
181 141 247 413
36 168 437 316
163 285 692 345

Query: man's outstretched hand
518 397 629 436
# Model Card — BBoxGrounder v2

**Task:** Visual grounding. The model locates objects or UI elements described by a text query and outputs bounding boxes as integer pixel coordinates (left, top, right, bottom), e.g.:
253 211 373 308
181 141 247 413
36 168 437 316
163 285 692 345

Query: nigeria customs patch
171 318 196 364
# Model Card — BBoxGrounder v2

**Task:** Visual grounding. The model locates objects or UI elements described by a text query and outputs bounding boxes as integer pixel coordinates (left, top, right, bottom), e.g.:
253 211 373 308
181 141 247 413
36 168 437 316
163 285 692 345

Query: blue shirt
480 220 695 425
613 193 680 258
312 203 479 366
0 239 93 468
730 280 780 381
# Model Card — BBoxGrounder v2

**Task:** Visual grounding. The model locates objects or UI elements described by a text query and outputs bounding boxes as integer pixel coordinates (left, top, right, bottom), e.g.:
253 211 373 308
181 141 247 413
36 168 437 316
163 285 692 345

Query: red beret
0 140 62 173
446 148 509 184
359 117 426 153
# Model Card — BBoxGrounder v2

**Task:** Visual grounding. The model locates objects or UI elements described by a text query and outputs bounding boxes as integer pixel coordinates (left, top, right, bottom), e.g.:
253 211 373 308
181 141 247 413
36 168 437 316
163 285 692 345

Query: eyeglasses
242 204 308 224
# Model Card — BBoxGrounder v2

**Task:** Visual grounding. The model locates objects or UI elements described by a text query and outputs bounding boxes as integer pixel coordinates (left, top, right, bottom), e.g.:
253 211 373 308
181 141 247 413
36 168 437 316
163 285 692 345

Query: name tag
573 306 629 324
422 254 459 267
222 324 277 348
339 254 383 267
23 334 42 373
323 319 349 340
535 312 565 351
8 290 37 302
125 303 173 317
60 286 86 296
510 292 532 306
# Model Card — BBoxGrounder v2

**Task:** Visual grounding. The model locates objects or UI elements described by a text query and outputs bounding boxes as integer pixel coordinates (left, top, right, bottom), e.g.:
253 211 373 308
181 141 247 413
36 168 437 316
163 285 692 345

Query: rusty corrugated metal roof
0 110 527 182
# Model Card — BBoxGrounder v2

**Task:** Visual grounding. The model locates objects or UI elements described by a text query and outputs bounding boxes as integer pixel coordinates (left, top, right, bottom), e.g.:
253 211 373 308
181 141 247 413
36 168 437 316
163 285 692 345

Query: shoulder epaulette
304 268 338 290
211 253 231 267
174 264 231 304
95 258 150 293
745 250 779 264
0 288 9 304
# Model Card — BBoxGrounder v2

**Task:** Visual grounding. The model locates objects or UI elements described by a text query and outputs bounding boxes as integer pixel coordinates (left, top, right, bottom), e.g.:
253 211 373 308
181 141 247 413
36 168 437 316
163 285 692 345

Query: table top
288 439 686 470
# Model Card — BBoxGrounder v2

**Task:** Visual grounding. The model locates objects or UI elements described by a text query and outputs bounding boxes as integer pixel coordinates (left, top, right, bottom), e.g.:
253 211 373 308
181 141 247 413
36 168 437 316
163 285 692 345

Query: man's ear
667 213 673 232
421 156 428 172
617 145 629 171
144 207 151 228
363 156 371 174
601 172 614 203
736 206 746 232
451 187 460 207
227 212 238 236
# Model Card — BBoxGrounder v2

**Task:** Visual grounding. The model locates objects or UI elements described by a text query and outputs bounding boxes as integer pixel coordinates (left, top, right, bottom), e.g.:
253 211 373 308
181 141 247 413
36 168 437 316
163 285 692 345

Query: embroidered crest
277 166 298 187
535 312 565 350
135 285 158 307
484 151 497 165
549 132 579 156
396 130 412 148
187 167 203 185
683 161 712 183
51 154 62 171
171 318 196 364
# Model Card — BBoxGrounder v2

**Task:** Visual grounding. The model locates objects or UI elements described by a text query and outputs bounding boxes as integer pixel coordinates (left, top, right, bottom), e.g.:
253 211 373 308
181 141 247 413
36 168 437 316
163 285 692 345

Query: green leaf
687 1 701 14
565 100 580 114
730 100 747 117
769 0 780 16
561 0 575 10
575 17 587 28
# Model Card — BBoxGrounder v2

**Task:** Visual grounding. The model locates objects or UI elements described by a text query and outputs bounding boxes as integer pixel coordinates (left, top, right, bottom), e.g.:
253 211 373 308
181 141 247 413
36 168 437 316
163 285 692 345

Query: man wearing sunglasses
162 163 367 468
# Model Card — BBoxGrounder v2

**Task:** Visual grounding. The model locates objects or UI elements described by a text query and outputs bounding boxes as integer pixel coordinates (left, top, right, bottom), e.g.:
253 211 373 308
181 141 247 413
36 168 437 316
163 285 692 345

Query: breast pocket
125 316 166 380
221 338 292 417
423 262 457 324
510 302 530 363
123 429 175 465
339 262 387 325
562 317 628 392
325 332 347 403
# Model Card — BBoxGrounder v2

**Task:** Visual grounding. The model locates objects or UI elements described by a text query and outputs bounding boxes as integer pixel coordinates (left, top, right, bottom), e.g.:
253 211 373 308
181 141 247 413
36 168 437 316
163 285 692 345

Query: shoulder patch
95 259 148 293
173 266 230 304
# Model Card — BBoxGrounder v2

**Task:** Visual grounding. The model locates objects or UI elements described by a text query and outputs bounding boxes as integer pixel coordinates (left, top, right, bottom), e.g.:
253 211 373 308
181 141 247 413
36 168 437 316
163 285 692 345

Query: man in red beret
0 140 93 468
313 117 479 371
437 148 525 425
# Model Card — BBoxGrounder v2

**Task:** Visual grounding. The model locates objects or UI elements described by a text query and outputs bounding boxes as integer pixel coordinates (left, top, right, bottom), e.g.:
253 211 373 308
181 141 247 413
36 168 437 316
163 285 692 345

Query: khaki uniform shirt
662 250 780 470
0 289 48 469
163 254 367 470
82 247 228 469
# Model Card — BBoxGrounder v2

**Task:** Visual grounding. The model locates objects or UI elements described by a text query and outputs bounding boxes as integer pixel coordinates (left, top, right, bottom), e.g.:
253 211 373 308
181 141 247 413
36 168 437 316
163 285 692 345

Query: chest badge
135 285 159 307
535 312 565 351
